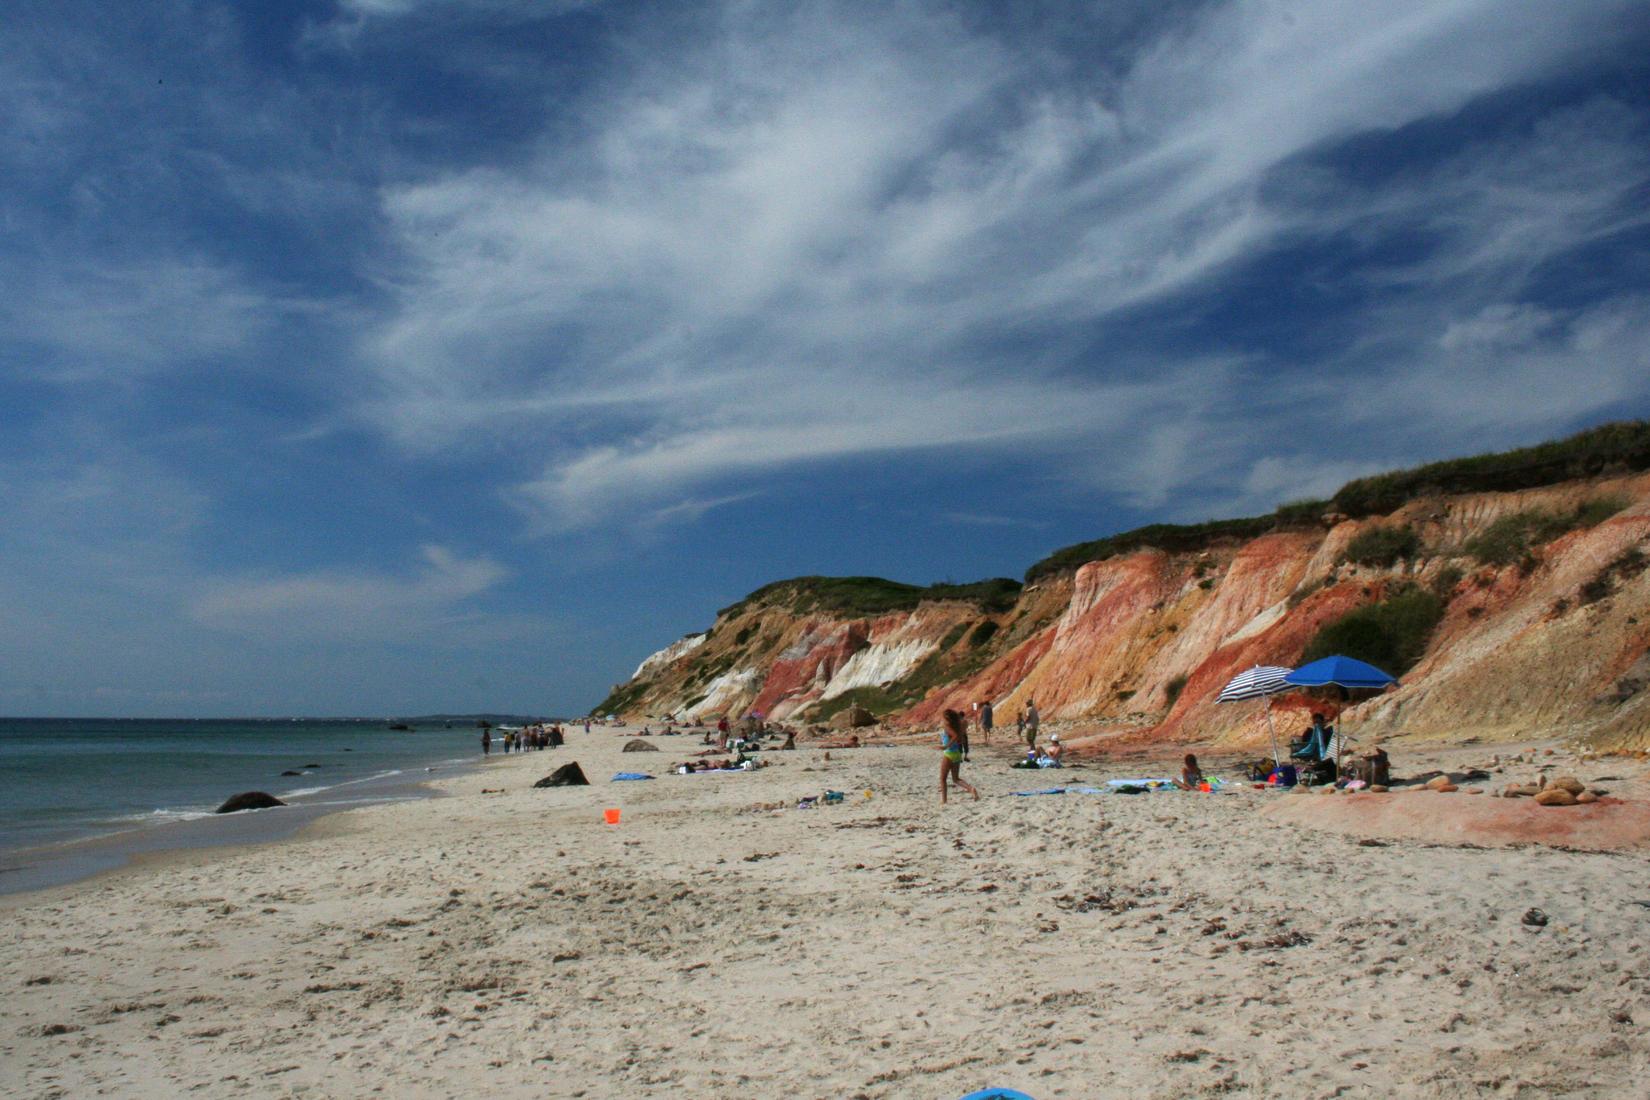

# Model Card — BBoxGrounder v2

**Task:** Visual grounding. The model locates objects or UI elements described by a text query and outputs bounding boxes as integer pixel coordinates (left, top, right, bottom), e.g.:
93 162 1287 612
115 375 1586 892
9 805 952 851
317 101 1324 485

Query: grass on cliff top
1330 420 1650 517
1026 420 1650 583
1025 512 1319 583
718 575 1022 619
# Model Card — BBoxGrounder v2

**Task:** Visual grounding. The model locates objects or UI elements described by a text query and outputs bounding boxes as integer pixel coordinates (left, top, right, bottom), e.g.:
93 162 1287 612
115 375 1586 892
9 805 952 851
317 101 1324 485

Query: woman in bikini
939 709 980 804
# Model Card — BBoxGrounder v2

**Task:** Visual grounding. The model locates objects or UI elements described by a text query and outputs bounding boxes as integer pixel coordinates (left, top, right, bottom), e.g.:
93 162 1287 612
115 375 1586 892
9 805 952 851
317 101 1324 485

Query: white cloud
355 0 1650 532
190 545 521 642
5 256 274 379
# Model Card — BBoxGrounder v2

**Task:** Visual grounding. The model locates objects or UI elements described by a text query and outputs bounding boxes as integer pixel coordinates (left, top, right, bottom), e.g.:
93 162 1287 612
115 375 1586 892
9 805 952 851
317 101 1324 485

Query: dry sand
5 727 1650 1099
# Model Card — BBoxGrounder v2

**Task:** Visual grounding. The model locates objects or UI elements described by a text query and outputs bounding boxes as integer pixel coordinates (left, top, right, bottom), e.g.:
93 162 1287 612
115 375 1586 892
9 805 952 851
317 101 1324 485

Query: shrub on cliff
1463 497 1629 567
1342 525 1421 568
720 576 1021 618
1301 584 1444 676
1331 420 1650 517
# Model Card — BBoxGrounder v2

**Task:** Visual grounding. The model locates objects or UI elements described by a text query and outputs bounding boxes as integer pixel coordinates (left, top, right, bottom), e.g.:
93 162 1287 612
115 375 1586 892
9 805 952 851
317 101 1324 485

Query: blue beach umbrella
1284 655 1398 690
1284 656 1398 770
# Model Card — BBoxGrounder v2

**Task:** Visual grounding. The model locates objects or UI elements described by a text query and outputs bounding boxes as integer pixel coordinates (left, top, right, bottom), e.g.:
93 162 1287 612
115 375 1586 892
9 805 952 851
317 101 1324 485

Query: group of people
965 698 1044 751
479 724 565 755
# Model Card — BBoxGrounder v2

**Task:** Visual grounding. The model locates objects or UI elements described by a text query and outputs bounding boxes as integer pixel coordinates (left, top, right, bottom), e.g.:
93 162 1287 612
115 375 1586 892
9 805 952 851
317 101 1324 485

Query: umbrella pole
1265 704 1280 766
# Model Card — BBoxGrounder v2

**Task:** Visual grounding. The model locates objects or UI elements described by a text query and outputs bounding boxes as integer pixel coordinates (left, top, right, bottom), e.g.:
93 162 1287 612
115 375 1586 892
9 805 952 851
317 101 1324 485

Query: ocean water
0 718 492 890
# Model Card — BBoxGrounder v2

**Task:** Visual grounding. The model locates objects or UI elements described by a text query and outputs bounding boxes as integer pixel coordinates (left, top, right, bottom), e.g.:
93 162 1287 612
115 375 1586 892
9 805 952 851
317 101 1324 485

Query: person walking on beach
480 728 491 756
939 709 979 804
978 699 993 745
1025 699 1040 749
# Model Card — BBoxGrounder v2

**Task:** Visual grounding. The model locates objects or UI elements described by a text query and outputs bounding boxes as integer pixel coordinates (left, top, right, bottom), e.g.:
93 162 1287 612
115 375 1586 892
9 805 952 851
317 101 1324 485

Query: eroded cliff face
603 473 1650 748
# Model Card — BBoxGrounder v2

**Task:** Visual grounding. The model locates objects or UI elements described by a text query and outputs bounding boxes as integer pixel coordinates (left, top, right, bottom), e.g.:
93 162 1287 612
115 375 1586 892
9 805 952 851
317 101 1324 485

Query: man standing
978 699 994 745
1025 699 1040 750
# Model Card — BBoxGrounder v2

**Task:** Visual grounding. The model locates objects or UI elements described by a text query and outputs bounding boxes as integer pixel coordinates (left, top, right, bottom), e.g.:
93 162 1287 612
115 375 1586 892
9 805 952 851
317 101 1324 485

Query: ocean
0 718 495 893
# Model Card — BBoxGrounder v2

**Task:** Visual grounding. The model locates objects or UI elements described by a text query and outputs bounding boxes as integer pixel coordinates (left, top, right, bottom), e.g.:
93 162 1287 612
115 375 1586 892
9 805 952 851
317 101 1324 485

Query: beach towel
610 772 654 781
1011 787 1067 797
1106 778 1177 790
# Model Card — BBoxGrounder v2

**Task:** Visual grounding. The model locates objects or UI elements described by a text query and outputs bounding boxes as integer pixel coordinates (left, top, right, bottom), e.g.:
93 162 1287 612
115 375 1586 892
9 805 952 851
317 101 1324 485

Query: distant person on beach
1025 700 1040 747
979 700 993 745
481 729 491 756
1174 754 1205 791
939 709 980 804
1016 708 1027 747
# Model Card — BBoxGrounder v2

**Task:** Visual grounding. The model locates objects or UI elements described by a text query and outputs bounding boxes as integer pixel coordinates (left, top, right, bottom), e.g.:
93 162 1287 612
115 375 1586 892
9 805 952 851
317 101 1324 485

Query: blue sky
3 0 1649 717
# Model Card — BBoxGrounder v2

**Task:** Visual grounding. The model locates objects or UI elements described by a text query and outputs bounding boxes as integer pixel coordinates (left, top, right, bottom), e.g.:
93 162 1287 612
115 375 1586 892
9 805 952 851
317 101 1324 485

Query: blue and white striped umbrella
1216 665 1295 703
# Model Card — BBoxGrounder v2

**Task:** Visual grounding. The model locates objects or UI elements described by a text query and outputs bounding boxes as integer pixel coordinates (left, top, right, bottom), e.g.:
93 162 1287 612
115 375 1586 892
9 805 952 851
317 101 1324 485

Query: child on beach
1173 754 1206 791
939 709 980 804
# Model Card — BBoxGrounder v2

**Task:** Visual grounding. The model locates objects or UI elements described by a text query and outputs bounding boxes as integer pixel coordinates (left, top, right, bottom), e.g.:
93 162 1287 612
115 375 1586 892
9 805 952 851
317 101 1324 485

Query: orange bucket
603 808 621 825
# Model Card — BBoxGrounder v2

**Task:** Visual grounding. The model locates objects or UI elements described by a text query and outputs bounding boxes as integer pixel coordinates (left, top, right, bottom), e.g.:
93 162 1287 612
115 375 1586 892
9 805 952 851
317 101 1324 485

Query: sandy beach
5 726 1650 1099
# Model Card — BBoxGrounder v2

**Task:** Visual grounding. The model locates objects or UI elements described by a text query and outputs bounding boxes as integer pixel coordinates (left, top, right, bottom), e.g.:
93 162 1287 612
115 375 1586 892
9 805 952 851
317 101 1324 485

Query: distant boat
387 722 413 732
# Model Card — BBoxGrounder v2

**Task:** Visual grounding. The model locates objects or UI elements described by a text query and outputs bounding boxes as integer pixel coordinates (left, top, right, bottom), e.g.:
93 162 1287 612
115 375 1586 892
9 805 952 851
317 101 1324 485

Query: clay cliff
595 424 1650 749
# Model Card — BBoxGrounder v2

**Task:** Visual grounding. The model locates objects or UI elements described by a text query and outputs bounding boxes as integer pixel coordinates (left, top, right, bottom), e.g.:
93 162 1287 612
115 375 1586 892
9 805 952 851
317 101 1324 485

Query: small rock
1369 784 1388 793
1434 783 1459 793
1464 788 1483 795
1534 789 1577 807
1549 776 1584 795
1576 791 1599 804
1318 785 1337 795
1425 775 1453 791
1521 908 1549 928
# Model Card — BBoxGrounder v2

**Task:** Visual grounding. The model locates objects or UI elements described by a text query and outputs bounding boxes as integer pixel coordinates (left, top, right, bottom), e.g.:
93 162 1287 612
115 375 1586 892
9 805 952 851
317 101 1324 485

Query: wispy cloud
360 0 1650 529
190 545 523 643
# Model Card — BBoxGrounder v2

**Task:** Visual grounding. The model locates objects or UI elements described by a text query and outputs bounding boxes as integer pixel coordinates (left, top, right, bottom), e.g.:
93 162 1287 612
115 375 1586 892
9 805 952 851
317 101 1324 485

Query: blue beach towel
611 772 654 781
1010 787 1066 797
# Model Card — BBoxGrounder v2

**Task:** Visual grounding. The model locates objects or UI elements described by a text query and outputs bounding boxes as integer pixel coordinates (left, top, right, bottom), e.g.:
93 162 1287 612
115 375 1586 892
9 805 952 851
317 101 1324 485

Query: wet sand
4 726 1649 1098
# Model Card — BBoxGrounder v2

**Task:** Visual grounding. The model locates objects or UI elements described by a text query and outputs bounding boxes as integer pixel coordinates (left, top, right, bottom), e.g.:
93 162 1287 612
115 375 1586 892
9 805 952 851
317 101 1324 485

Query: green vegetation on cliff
718 575 1021 619
1026 513 1322 583
1026 421 1649 582
1330 421 1650 517
1302 584 1445 676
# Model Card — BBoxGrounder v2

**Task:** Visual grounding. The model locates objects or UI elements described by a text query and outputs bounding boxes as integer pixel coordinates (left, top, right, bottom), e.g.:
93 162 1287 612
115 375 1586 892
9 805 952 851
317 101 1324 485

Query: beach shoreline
0 745 491 899
5 724 1649 1098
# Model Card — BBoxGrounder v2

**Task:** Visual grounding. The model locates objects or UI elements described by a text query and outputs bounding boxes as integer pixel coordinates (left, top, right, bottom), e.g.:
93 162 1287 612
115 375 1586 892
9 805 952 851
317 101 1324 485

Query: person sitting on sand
1292 714 1332 760
781 730 796 750
939 709 980 804
1173 753 1206 791
1044 734 1064 765
820 734 861 749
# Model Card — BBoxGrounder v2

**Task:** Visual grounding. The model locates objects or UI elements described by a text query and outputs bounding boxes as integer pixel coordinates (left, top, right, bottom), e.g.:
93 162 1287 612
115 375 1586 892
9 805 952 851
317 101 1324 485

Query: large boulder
535 763 590 787
215 791 287 814
830 704 877 730
621 739 659 753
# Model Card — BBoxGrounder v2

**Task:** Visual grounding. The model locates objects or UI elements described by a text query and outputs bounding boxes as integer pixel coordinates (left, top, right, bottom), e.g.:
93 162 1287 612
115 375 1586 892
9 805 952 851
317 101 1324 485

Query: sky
3 0 1649 717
